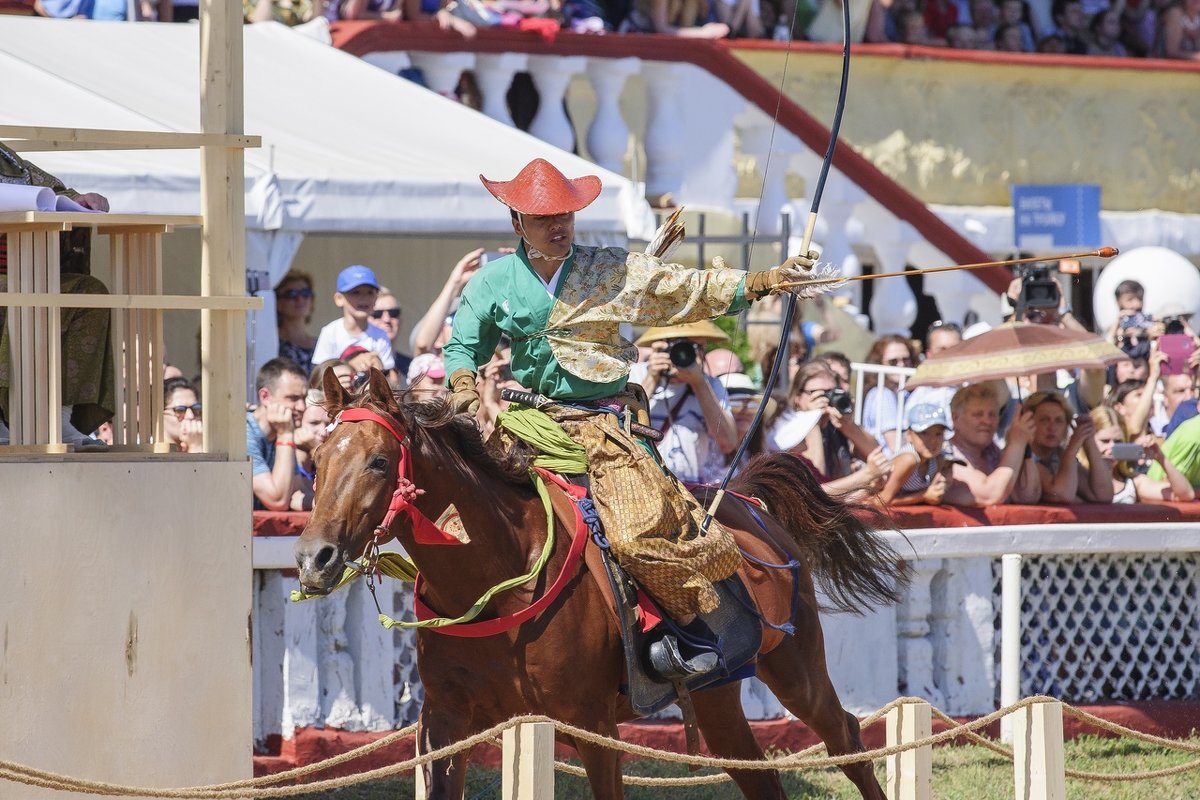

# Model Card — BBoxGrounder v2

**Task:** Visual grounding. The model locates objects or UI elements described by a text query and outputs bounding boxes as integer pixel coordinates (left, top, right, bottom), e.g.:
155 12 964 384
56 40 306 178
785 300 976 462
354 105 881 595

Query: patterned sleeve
550 248 749 329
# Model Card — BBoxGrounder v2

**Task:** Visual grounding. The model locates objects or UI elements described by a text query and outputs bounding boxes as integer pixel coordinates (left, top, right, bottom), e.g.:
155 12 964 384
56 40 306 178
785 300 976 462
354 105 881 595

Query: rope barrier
4 696 1200 796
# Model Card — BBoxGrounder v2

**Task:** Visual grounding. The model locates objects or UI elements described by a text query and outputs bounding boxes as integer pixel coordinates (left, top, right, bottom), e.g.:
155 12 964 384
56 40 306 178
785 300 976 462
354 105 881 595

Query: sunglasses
165 403 202 420
278 288 313 300
370 308 401 320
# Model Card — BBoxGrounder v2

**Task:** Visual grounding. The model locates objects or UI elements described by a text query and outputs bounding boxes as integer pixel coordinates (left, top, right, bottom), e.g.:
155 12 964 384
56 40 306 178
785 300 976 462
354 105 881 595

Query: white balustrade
408 51 476 98
640 61 688 200
861 208 919 335
475 52 529 126
896 559 947 709
674 67 743 209
526 54 587 152
736 111 804 238
361 51 413 76
584 56 640 174
252 524 1200 736
811 171 867 307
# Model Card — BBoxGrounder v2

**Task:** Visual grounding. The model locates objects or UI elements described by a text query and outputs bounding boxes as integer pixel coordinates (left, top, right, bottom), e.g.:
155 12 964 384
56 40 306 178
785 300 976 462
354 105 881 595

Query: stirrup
648 634 720 680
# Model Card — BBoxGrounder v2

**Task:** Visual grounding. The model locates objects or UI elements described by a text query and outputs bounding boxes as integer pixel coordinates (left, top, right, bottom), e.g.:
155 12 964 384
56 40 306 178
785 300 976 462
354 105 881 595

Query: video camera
1014 263 1060 322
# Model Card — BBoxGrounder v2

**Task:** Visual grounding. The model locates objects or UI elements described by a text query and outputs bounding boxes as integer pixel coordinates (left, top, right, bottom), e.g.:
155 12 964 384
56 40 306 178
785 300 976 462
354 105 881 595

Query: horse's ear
366 367 401 414
322 364 350 414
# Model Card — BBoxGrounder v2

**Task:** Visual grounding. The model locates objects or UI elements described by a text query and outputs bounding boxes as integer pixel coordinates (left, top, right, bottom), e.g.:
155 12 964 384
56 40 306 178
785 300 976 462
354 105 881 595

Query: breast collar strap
334 408 462 547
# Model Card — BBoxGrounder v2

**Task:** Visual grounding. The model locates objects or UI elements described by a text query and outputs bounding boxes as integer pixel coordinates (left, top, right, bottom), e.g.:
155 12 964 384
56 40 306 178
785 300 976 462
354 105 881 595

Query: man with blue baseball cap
309 264 395 373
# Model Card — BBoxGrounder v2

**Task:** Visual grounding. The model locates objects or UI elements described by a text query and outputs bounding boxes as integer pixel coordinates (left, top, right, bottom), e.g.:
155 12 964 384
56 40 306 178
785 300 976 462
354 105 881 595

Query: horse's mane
351 390 534 486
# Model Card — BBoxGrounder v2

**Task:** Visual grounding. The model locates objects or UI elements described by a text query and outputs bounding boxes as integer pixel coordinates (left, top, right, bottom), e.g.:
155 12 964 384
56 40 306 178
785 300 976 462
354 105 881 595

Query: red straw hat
480 158 602 216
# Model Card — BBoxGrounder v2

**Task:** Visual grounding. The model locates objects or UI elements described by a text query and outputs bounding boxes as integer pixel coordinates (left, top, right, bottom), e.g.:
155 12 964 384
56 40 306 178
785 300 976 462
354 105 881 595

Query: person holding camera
1022 391 1113 504
1089 406 1194 503
1001 268 1105 411
771 362 890 501
629 321 738 485
942 382 1041 507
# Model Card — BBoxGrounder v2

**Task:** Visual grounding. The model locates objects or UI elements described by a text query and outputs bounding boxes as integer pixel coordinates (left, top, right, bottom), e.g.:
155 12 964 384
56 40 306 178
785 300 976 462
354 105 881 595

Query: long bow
701 1 854 532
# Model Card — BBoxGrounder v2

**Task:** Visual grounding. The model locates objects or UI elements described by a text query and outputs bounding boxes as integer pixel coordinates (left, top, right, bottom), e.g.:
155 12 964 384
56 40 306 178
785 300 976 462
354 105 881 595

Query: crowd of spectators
249 247 1200 515
8 0 1198 60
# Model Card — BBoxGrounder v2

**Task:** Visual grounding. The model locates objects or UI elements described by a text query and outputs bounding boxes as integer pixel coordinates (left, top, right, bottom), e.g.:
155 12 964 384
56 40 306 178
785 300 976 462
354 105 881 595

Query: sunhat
718 372 758 394
634 320 730 347
480 159 602 216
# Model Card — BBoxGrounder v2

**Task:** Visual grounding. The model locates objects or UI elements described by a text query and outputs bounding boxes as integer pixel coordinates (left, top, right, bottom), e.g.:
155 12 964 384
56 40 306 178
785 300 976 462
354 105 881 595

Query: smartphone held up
1109 442 1145 462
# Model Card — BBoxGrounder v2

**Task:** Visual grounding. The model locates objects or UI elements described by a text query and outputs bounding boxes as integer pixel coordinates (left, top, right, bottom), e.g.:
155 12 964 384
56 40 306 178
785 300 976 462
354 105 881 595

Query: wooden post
1012 700 1066 800
886 700 932 800
999 552 1023 743
199 0 247 459
414 738 427 800
502 721 555 800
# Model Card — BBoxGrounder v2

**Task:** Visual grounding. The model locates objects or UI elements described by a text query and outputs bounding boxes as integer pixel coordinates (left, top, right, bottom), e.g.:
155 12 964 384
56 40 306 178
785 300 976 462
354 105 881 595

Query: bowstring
702 0 853 534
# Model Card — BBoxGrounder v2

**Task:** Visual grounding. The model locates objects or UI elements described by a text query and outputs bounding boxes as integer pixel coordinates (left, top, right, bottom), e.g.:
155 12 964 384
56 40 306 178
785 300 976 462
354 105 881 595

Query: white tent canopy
1 17 655 374
0 17 652 239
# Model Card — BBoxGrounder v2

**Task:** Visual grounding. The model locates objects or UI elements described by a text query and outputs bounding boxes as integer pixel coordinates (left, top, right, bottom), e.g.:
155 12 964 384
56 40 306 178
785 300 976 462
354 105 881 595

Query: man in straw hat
630 320 738 485
442 158 820 678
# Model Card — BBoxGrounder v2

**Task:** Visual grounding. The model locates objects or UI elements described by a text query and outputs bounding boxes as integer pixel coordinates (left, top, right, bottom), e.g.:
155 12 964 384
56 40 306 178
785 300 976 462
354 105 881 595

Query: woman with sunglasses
275 270 317 368
861 334 920 455
163 376 204 453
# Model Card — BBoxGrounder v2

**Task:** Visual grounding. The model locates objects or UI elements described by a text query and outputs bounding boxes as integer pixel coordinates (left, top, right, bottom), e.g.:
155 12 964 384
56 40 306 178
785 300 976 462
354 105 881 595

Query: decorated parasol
906 322 1126 388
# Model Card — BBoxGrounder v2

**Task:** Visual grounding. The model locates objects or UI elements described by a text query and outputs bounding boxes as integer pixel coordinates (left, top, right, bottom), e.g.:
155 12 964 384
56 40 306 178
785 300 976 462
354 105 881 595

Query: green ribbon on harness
289 407 587 630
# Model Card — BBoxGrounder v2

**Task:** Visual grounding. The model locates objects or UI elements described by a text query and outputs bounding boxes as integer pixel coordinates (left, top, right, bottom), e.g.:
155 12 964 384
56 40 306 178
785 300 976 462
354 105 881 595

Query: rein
293 405 588 637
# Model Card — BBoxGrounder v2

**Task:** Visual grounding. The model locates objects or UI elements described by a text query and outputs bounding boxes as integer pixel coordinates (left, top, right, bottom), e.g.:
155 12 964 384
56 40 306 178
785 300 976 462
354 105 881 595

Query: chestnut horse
295 369 906 800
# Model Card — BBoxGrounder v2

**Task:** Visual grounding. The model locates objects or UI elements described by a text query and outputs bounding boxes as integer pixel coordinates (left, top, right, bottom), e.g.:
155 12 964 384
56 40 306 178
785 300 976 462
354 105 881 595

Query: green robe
443 244 750 402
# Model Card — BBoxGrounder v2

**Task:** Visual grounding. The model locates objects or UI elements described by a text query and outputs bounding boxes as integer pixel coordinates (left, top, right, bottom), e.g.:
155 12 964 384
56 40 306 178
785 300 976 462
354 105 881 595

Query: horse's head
294 366 408 594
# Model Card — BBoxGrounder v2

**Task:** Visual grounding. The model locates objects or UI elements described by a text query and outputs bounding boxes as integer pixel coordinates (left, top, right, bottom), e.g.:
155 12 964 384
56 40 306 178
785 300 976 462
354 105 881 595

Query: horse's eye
368 455 389 472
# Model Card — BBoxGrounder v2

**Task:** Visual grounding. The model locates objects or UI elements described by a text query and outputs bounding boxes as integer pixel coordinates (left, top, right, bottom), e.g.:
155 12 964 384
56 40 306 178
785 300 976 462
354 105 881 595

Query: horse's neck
407 448 548 611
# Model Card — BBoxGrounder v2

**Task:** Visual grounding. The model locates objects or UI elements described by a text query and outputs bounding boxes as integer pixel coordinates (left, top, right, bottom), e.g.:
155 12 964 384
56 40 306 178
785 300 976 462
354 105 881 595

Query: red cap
480 158 601 216
340 345 371 361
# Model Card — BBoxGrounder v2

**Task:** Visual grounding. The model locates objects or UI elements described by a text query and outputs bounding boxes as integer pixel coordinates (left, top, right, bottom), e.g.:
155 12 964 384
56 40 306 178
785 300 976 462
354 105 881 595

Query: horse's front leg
570 723 624 800
416 706 471 800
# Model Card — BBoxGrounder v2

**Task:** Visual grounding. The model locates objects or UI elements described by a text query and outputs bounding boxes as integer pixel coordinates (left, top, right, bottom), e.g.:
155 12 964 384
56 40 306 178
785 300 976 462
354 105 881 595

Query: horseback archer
441 157 826 678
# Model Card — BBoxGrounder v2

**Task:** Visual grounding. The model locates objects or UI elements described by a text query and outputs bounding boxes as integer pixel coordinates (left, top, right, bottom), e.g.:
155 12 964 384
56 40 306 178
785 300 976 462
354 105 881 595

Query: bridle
330 407 462 580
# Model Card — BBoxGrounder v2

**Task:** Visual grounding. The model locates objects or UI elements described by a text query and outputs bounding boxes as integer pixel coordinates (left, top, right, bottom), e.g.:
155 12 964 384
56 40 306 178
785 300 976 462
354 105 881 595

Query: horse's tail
729 451 909 614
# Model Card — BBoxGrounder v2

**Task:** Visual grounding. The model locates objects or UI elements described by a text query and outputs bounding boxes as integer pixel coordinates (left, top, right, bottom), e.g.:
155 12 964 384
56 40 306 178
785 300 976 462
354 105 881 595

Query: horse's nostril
314 545 337 571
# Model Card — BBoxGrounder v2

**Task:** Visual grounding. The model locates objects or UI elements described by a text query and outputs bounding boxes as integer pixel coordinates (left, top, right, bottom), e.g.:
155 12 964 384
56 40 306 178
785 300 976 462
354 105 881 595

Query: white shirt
311 318 396 370
629 362 731 485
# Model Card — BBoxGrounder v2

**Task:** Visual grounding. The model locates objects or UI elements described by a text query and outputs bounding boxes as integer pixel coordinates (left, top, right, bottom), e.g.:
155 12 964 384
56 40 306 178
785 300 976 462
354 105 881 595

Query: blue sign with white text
1011 184 1101 250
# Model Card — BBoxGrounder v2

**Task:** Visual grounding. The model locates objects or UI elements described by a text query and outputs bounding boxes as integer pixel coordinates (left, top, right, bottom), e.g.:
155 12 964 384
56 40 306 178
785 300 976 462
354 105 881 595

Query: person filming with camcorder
629 321 739 485
1001 259 1104 406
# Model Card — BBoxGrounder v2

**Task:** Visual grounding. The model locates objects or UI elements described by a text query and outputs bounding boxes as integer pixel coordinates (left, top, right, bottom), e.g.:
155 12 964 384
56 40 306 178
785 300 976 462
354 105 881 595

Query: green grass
288 734 1200 799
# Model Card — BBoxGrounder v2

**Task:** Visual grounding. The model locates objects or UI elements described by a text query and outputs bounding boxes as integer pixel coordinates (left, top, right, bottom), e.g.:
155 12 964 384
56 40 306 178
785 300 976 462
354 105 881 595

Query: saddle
544 477 793 717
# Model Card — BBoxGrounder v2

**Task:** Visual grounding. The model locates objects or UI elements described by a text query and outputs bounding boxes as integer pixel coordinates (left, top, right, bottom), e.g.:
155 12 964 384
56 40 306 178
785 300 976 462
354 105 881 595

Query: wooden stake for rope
1012 700 1067 800
886 700 933 800
503 721 555 800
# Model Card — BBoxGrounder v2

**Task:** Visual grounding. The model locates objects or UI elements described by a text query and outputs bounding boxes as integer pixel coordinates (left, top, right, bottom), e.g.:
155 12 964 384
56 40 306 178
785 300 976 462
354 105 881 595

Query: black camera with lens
667 340 699 369
823 387 853 414
1014 263 1060 321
